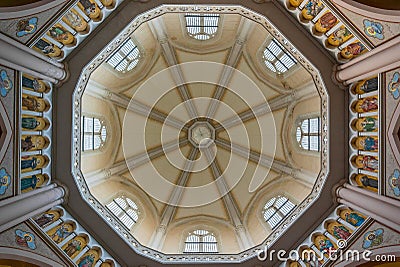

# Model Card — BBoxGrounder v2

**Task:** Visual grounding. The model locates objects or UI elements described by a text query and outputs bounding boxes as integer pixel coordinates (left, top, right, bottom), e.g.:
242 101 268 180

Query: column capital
332 179 347 204
53 180 69 204
331 64 348 89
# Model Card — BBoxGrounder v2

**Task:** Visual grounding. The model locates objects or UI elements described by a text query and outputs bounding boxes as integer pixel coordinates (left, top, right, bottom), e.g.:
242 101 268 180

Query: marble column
0 33 66 84
0 184 65 232
335 36 400 85
336 183 400 232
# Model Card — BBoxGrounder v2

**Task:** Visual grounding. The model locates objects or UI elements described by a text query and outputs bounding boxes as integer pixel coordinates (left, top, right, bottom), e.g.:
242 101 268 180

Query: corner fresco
363 20 384 40
0 222 67 266
15 229 36 249
362 228 384 249
385 69 400 200
0 167 11 195
15 17 38 37
0 5 65 44
331 221 400 266
333 5 400 47
388 72 400 100
0 65 15 201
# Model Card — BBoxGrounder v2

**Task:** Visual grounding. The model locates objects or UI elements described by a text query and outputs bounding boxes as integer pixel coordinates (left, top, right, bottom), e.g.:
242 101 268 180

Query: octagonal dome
71 5 328 264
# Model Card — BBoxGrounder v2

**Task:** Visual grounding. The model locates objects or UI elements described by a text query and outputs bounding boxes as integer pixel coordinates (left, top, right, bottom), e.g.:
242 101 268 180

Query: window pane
107 196 139 230
184 229 218 253
263 196 295 229
309 118 320 134
185 13 219 40
107 39 140 72
263 39 296 73
297 117 321 151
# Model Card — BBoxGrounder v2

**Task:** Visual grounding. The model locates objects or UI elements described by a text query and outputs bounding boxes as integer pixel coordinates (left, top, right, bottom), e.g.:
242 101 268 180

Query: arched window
184 229 218 253
184 13 220 40
296 117 321 152
106 196 139 229
106 38 140 73
81 116 107 151
262 196 295 229
263 39 297 74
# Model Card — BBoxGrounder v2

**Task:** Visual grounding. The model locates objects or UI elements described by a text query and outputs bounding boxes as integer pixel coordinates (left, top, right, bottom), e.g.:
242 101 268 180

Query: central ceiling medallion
188 121 215 148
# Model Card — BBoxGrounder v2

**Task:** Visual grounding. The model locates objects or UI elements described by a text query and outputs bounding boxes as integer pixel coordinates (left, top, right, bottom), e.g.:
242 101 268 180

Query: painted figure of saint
340 209 365 227
34 39 62 58
353 116 378 132
0 69 13 97
352 96 378 113
79 0 100 19
77 248 100 267
22 75 48 93
302 0 324 20
21 174 47 193
48 25 74 45
353 77 378 95
361 175 378 188
313 235 336 256
21 155 47 172
21 175 38 192
21 135 48 151
78 254 95 267
353 136 378 151
332 225 351 240
21 116 48 131
22 95 48 112
341 42 367 59
315 12 337 33
63 11 87 32
34 213 55 227
353 155 379 172
328 26 353 47
64 239 82 257
48 223 73 243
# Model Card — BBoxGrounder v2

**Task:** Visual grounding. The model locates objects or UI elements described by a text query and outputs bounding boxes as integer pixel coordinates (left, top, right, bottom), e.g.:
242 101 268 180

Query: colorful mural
389 169 400 196
0 168 11 195
363 20 384 40
15 229 36 249
0 69 13 97
362 228 384 249
16 17 38 37
388 72 400 100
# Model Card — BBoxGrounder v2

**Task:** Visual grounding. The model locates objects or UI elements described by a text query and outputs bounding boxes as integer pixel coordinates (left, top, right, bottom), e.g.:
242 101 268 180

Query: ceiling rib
202 147 254 250
85 81 187 130
216 81 318 130
215 138 315 186
205 18 254 119
149 147 199 250
85 138 188 187
150 17 199 119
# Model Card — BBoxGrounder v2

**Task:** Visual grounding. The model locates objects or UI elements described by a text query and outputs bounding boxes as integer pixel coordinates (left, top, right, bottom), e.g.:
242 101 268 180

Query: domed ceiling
72 5 328 263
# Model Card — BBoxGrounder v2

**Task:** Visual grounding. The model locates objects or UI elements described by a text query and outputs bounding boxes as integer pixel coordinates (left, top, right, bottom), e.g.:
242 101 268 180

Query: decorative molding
71 5 329 264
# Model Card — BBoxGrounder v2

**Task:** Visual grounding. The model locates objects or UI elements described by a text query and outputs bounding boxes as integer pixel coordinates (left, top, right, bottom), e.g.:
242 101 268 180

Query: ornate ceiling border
71 4 329 264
